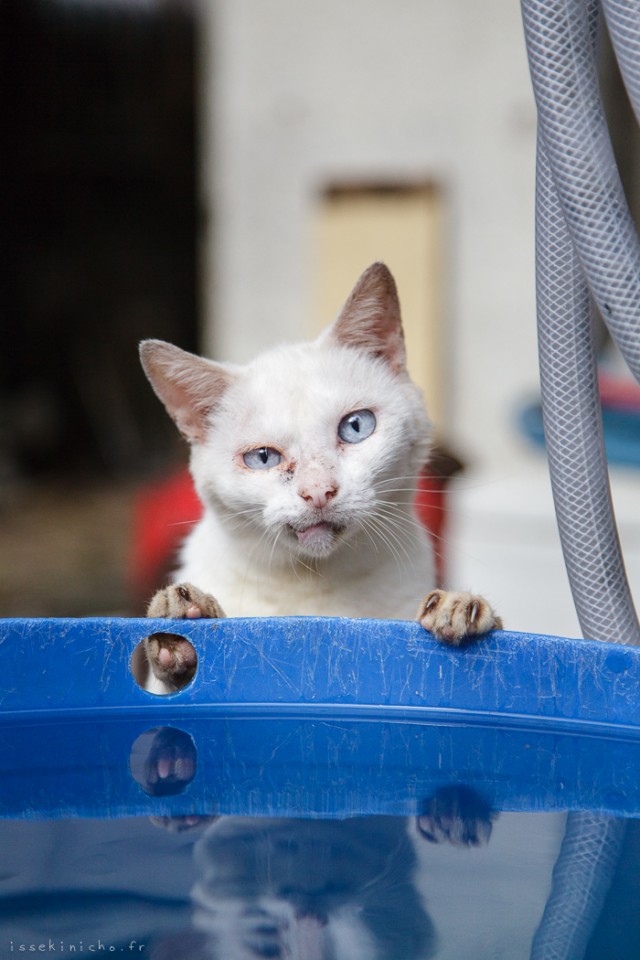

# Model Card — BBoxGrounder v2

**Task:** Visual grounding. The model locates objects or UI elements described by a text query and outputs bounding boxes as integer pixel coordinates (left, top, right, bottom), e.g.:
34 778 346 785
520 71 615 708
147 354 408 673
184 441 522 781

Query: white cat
139 263 501 693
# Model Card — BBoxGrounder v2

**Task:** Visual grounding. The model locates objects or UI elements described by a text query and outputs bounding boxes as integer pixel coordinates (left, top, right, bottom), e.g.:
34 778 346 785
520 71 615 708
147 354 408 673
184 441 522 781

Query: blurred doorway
314 182 446 430
0 0 198 615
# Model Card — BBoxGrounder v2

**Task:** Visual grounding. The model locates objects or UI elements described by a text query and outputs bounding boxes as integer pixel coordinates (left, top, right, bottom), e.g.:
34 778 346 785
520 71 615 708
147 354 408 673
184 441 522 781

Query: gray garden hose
602 0 640 124
520 0 639 955
534 136 637 646
523 0 640 644
530 812 626 960
524 0 640 383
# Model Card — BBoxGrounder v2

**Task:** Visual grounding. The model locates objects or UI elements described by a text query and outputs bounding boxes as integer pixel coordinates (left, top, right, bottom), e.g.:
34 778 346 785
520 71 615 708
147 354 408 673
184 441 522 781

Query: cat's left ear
140 340 235 444
327 262 407 374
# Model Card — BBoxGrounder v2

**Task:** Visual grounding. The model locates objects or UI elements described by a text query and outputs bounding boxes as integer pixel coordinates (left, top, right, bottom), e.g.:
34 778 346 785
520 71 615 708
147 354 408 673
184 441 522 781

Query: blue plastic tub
1 617 639 957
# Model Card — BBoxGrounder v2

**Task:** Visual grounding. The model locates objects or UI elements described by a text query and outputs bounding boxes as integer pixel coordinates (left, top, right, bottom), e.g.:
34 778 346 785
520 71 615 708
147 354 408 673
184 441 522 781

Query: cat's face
140 263 432 564
193 340 429 561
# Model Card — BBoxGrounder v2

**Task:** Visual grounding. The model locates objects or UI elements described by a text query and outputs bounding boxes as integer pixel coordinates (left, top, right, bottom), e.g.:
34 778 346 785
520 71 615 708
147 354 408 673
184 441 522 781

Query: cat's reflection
149 787 493 960
130 726 197 797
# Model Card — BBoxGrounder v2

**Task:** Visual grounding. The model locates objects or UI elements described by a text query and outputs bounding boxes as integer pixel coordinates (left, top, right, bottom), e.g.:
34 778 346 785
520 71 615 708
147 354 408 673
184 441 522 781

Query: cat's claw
144 583 225 692
417 588 502 646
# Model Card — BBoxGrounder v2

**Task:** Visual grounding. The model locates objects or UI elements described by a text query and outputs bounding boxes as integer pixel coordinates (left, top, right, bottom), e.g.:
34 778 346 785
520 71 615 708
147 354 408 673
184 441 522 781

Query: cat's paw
145 583 225 692
417 588 502 646
144 632 198 691
146 582 225 620
130 726 197 793
416 785 494 847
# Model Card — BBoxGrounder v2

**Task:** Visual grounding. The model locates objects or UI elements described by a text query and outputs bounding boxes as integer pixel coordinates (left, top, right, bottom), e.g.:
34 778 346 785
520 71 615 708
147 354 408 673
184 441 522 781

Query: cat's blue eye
243 447 283 470
338 409 376 444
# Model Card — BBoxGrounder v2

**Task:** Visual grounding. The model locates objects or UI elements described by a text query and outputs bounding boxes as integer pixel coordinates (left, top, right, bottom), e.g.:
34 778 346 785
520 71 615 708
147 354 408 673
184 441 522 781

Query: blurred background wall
0 0 198 614
2 0 639 634
202 0 539 464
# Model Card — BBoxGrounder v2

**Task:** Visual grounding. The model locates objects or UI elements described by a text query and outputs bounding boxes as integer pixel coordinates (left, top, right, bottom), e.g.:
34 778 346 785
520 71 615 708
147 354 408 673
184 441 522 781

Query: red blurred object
131 461 454 604
130 470 203 603
598 371 640 412
415 468 449 587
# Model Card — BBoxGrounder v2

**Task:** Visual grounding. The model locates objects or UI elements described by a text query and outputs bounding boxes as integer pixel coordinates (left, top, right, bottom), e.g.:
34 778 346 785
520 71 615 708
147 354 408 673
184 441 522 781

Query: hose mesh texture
523 0 640 383
521 1 636 955
530 813 627 960
603 0 640 125
536 139 639 646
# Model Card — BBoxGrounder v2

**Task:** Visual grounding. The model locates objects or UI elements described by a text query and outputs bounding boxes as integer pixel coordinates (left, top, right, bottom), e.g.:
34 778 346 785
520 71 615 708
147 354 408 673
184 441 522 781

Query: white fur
191 895 375 960
190 815 409 960
176 333 434 619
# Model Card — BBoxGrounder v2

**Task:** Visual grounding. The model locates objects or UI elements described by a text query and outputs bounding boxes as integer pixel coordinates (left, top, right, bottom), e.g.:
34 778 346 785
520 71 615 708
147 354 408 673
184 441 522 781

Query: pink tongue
296 522 331 544
291 915 325 960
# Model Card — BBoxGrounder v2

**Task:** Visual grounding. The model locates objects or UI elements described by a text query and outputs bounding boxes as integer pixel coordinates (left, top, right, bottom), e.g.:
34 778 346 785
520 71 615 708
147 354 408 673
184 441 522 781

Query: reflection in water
3 717 640 958
531 813 627 960
0 816 197 949
0 796 488 960
0 807 637 958
417 784 494 846
129 727 197 797
190 813 438 960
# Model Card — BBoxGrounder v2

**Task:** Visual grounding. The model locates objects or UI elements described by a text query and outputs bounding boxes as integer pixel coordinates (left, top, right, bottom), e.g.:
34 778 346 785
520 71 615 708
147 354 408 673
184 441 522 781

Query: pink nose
299 483 338 509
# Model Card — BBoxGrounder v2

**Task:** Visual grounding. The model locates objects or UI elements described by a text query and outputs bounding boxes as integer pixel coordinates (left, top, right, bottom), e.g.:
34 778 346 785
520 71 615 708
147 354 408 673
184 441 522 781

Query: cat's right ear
139 340 235 444
327 262 407 374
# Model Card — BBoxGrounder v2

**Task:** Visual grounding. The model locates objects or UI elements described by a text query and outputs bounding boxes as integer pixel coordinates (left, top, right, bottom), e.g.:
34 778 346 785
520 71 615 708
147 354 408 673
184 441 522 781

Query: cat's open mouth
289 521 346 554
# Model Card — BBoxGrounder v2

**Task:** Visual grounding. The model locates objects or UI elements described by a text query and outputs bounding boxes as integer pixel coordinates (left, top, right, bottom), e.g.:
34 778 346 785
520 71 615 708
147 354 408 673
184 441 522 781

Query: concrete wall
199 0 539 469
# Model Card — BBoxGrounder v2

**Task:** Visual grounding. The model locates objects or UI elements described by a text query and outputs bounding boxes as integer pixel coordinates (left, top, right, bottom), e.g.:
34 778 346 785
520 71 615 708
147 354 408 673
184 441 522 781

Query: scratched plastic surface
1 618 640 956
2 617 640 726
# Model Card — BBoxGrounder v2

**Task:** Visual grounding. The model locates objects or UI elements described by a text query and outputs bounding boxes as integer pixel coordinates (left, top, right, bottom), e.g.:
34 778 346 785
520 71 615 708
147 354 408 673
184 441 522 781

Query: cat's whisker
359 514 411 571
373 506 427 557
291 552 323 579
376 499 456 513
376 472 425 484
376 473 500 494
257 524 285 563
379 501 418 516
375 473 442 489
166 518 202 529
377 495 456 546
222 506 264 522
377 522 414 565
357 518 387 560
373 502 427 538
374 486 448 501
219 505 270 540
354 519 381 556
267 527 284 573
